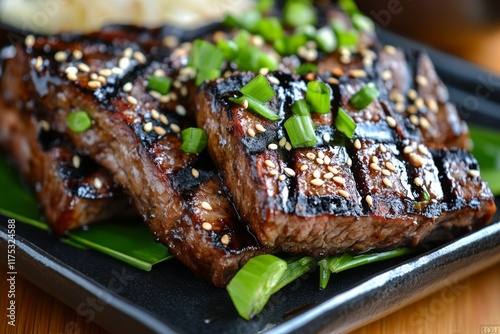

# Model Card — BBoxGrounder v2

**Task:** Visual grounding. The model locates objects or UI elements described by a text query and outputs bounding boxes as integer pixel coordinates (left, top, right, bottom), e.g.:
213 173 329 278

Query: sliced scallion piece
226 255 287 320
187 40 224 86
274 33 307 56
327 248 412 274
315 26 337 53
240 74 276 103
217 39 238 60
147 75 172 95
272 256 316 293
349 82 379 110
306 81 332 114
67 111 92 133
292 99 311 116
223 10 261 31
338 0 360 16
255 17 284 42
229 95 281 121
180 127 208 154
332 22 359 49
318 258 331 290
283 0 317 27
284 115 317 148
295 63 318 75
335 107 356 139
352 13 375 33
257 0 275 13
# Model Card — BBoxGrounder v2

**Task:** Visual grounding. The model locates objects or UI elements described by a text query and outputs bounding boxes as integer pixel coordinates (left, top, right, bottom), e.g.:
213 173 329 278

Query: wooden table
2 8 500 334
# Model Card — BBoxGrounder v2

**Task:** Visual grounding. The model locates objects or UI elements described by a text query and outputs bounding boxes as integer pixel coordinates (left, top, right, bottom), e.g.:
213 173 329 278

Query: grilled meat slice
196 71 496 254
0 50 135 234
8 32 266 287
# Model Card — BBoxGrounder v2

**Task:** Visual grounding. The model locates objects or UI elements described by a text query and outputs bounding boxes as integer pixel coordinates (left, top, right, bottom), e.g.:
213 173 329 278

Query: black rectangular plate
1 27 500 334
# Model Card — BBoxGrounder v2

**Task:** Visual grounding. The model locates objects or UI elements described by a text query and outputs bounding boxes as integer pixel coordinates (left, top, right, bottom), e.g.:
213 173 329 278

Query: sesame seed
426 98 439 113
310 179 325 186
340 47 351 56
159 94 171 103
338 190 350 198
247 128 256 137
39 120 50 132
242 99 249 109
259 67 269 76
163 35 179 48
384 45 397 54
255 124 266 133
180 86 188 97
379 144 387 153
372 156 379 164
72 155 81 169
300 165 308 171
127 96 138 105
34 56 43 70
191 168 200 178
284 168 296 177
285 142 292 151
323 172 334 179
409 153 423 167
264 160 276 168
87 80 101 89
65 66 78 74
150 109 160 119
327 77 339 85
268 76 280 85
406 105 418 115
468 169 480 177
370 163 382 171
340 55 351 64
112 67 124 75
279 137 287 147
306 152 316 160
96 76 107 84
403 146 414 154
416 75 428 86
305 73 316 81
67 73 78 81
90 73 98 80
278 174 286 181
123 82 133 92
54 51 67 62
385 161 396 172
395 102 406 113
381 70 392 81
201 201 213 211
418 144 430 156
347 157 352 166
390 91 405 103
170 124 181 133
133 51 146 64
324 156 331 165
269 169 278 176
25 35 35 48
124 48 133 58
317 151 325 159
202 222 212 231
221 234 230 245
332 67 344 77
349 69 367 78
382 169 391 176
78 63 90 73
175 105 187 116
354 139 361 150
414 177 424 187
119 57 130 69
160 114 169 125
313 170 321 179
382 178 393 187
268 143 278 150
94 177 103 189
415 97 425 110
333 176 346 184
410 115 420 126
366 195 373 206
72 50 83 60
316 158 324 165
143 122 153 132
420 116 430 130
154 126 166 136
99 68 113 77
328 166 339 174
386 116 397 128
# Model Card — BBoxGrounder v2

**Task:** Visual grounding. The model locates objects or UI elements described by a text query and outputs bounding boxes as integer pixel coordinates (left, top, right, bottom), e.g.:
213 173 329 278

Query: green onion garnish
292 99 311 116
229 95 281 121
315 26 337 53
226 255 287 320
295 63 318 75
318 258 331 290
67 111 92 133
240 74 276 103
284 115 317 148
338 0 360 16
147 75 172 95
272 256 316 293
352 13 375 33
422 187 431 201
180 127 208 154
332 22 359 49
223 10 261 31
187 40 224 86
274 33 307 56
283 0 317 27
327 248 412 274
255 17 284 42
306 81 332 114
217 39 238 60
349 82 379 110
257 0 275 13
335 107 356 139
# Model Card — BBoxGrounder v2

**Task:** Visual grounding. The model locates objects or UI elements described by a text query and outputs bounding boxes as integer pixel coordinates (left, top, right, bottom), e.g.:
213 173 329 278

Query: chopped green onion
422 187 431 201
180 127 208 154
306 81 332 114
315 26 337 53
229 95 281 121
274 33 307 56
284 115 317 148
272 256 316 293
292 99 311 116
295 24 317 39
223 10 261 31
147 75 172 95
318 258 331 290
217 39 238 60
352 13 375 33
327 248 412 274
257 0 274 13
67 111 92 133
255 17 284 42
338 0 360 16
332 21 359 49
227 255 287 320
187 40 224 86
295 63 318 75
335 107 356 139
240 74 276 103
283 0 317 27
195 68 221 87
349 82 379 110
233 44 279 72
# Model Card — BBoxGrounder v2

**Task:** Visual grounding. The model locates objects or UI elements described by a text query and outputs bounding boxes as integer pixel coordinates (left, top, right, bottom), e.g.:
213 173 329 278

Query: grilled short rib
0 47 134 235
196 70 495 255
8 32 266 287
